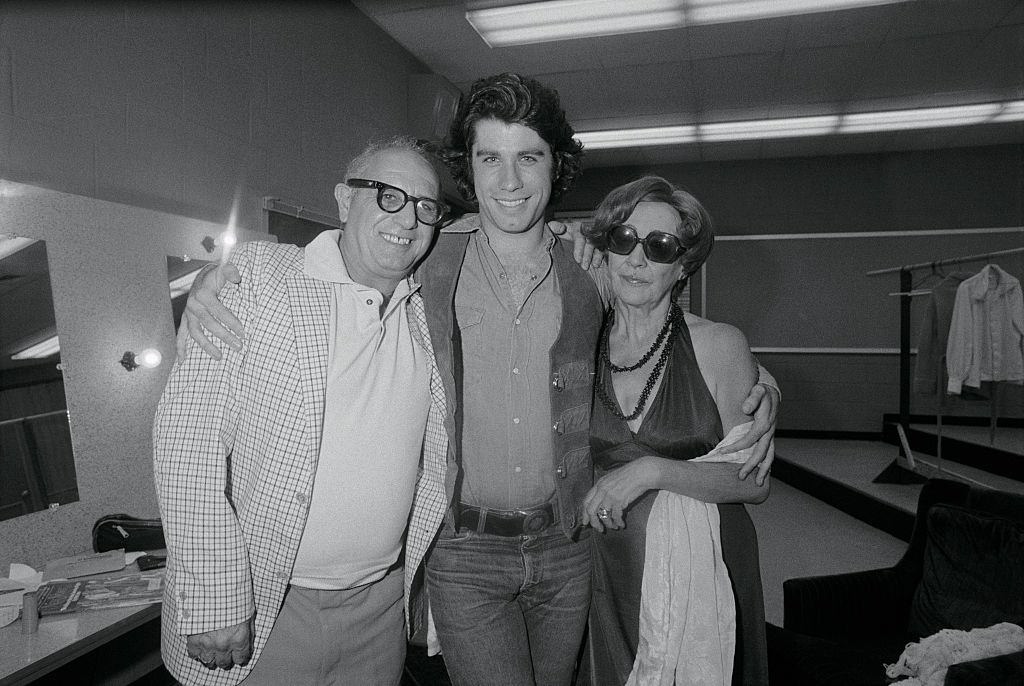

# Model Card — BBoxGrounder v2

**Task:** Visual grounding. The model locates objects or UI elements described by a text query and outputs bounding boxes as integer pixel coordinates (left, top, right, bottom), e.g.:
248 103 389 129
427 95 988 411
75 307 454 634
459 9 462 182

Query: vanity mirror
0 237 77 522
167 255 208 329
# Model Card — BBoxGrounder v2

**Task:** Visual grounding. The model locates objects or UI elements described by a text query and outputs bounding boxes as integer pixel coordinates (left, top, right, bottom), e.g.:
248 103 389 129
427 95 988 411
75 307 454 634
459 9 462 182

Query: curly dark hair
441 73 584 203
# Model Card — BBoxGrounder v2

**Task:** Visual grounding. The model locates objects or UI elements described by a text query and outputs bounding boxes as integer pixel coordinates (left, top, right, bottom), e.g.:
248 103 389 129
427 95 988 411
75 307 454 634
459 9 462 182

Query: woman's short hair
441 72 584 203
584 175 714 281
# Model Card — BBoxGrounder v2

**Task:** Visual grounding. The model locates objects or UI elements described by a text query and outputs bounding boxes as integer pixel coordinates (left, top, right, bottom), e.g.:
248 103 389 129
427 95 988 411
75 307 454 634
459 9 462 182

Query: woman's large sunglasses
346 178 449 226
606 223 687 264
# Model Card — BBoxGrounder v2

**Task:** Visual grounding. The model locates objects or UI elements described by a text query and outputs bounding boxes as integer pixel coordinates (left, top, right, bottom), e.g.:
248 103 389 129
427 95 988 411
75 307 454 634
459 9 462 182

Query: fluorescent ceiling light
466 0 908 47
169 266 204 299
993 100 1024 122
12 336 60 360
581 125 698 150
687 0 903 26
0 236 37 261
699 115 839 142
839 103 1003 133
575 100 1024 149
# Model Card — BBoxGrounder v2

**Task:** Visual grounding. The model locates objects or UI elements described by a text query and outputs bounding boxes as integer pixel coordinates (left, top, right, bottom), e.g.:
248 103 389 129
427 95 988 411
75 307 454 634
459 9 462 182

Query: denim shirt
417 216 605 535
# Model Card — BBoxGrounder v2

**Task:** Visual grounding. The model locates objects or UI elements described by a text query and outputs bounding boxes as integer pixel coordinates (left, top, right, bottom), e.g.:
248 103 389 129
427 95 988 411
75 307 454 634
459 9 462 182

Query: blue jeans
426 523 592 686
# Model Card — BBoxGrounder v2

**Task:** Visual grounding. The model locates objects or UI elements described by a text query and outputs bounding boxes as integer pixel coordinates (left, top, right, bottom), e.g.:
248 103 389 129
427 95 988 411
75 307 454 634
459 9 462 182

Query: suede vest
417 230 604 537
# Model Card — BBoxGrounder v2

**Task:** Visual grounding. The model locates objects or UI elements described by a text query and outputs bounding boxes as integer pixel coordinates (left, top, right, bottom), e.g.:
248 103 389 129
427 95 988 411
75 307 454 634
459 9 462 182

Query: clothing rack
867 245 1024 475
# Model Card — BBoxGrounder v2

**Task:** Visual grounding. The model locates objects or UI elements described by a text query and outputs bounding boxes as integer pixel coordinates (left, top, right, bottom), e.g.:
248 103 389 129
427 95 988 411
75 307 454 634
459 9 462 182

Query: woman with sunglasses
579 176 770 686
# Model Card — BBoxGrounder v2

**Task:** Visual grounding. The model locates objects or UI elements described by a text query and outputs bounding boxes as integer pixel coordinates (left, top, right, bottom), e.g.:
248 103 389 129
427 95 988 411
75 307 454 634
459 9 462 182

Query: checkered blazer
153 239 449 686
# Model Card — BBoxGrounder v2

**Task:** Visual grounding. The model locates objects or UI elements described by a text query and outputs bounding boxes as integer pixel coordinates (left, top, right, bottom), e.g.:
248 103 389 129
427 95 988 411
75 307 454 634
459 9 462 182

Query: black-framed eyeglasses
346 178 449 227
606 223 687 264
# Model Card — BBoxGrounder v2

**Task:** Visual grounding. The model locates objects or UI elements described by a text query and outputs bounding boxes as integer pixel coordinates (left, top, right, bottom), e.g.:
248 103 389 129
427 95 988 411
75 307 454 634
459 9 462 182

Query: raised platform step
772 436 1024 544
773 454 916 542
881 415 1024 483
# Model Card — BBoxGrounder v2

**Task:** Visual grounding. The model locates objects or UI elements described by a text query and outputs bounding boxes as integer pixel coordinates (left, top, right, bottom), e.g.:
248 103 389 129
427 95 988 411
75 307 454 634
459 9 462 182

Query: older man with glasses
154 135 451 686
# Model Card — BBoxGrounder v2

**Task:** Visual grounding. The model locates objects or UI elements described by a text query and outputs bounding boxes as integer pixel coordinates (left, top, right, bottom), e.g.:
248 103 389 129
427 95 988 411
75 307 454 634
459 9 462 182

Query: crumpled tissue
0 563 43 628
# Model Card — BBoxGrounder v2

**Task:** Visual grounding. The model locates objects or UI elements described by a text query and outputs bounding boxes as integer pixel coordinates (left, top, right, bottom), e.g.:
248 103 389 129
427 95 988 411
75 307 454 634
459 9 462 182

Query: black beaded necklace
596 304 681 421
604 306 675 372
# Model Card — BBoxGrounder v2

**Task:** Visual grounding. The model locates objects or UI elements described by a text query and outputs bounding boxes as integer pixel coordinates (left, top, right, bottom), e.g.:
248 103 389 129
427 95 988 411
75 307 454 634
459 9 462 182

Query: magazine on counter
36 570 164 616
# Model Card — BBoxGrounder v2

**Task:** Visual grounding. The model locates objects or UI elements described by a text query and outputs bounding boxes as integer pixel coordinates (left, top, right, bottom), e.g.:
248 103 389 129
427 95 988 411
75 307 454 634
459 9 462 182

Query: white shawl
626 422 756 686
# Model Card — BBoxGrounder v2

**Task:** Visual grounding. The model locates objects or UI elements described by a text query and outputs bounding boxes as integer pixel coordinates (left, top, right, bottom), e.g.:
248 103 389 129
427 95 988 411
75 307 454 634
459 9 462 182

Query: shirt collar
445 213 556 252
302 229 419 297
966 264 1020 300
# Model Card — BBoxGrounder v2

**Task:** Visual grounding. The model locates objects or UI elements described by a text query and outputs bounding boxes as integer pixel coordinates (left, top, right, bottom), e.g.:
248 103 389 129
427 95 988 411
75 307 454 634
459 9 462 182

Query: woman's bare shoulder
684 313 749 355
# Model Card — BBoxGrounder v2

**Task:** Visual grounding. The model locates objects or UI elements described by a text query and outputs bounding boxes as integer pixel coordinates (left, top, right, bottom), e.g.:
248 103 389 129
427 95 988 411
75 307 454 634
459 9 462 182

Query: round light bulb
219 232 237 248
136 348 163 369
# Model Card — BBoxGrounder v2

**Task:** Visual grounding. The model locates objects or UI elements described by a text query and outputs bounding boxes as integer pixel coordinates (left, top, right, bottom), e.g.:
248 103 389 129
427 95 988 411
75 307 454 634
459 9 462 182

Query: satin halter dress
586 314 769 686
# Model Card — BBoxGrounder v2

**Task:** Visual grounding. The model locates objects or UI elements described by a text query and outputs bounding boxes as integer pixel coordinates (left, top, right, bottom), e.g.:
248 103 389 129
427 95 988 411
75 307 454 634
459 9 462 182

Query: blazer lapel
285 272 331 466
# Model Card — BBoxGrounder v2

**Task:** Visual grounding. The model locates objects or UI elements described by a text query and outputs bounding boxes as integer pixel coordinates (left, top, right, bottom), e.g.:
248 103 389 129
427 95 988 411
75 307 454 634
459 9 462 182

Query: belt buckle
521 508 551 535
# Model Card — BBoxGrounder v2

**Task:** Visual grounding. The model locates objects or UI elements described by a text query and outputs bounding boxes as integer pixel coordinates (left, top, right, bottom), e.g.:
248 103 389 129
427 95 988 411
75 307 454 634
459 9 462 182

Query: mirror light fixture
576 99 1024 150
201 231 237 254
466 0 908 47
119 348 163 372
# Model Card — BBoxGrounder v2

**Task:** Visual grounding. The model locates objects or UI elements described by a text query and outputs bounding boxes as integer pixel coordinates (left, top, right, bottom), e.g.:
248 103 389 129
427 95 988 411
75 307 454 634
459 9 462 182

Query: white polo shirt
290 230 430 590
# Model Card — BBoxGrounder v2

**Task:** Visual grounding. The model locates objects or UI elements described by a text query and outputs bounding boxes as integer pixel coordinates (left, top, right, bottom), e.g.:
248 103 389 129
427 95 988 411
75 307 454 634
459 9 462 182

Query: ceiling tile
890 0 1020 37
592 29 692 69
852 32 988 100
600 62 697 118
783 4 899 50
690 53 780 115
681 17 790 60
774 43 880 107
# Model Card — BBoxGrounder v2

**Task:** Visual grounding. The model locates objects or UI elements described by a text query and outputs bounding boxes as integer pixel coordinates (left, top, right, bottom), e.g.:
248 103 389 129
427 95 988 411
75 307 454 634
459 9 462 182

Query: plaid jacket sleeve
153 245 260 636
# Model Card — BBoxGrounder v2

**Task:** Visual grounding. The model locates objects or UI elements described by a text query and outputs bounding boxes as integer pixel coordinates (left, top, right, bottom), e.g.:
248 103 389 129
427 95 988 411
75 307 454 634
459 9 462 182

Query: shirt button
295 492 307 505
513 417 520 424
366 299 373 306
499 273 506 279
556 466 566 478
514 318 521 325
512 367 520 375
181 608 191 619
277 570 289 579
514 466 522 473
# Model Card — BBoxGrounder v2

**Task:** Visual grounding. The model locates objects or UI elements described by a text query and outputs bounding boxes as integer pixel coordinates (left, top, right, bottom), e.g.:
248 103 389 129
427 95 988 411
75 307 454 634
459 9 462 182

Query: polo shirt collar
302 229 419 297
444 213 556 252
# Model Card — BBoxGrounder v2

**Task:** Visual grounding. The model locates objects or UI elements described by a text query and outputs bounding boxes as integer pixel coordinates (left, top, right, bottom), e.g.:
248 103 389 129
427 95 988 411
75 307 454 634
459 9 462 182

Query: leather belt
458 502 556 537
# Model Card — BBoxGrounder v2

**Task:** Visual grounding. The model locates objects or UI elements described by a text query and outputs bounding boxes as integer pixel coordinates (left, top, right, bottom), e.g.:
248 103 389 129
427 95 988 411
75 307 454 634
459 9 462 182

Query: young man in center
416 73 603 686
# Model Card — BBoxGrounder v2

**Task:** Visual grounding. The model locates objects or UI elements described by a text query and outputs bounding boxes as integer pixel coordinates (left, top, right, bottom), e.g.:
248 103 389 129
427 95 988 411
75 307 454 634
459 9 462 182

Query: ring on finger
597 507 610 519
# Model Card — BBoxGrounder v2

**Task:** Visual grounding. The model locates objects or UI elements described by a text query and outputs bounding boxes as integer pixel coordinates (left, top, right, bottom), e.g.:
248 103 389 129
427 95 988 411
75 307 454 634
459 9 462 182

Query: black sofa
767 477 1024 685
